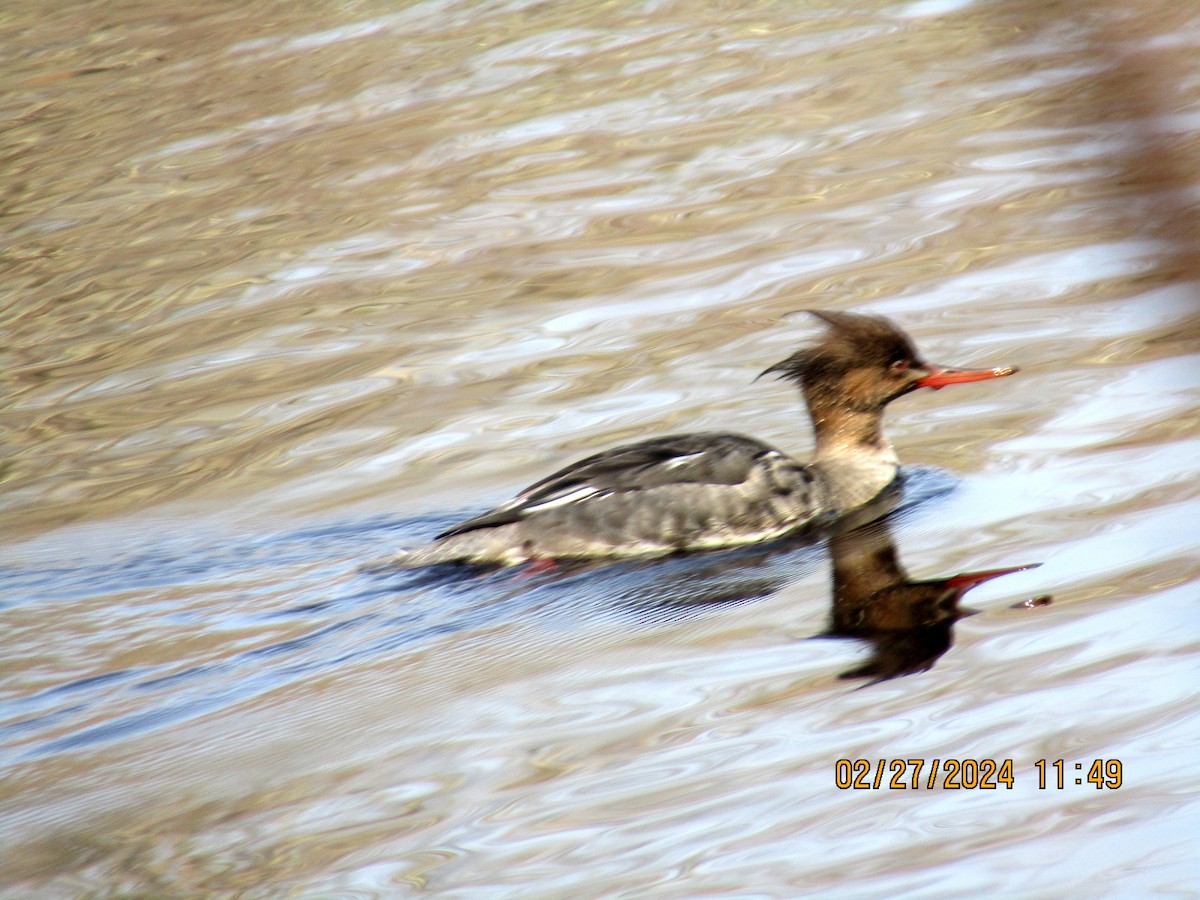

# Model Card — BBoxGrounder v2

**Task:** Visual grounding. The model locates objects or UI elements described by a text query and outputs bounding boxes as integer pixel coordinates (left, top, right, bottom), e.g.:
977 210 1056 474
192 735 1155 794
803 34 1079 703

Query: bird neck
808 398 894 458
806 398 900 512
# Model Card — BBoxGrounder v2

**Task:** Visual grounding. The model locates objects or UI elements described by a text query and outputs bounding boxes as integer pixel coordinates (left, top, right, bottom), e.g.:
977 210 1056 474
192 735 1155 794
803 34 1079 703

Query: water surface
3 0 1199 895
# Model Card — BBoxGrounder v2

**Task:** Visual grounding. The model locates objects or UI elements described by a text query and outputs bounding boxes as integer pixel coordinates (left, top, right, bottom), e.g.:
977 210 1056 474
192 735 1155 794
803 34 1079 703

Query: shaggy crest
761 310 924 386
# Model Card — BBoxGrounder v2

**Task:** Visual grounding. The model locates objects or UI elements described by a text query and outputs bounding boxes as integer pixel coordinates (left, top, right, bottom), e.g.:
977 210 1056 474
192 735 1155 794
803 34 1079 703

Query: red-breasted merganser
390 310 1015 567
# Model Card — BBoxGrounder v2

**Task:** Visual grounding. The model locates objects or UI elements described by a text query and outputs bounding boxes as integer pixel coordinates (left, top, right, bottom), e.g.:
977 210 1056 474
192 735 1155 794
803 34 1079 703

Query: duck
388 310 1016 567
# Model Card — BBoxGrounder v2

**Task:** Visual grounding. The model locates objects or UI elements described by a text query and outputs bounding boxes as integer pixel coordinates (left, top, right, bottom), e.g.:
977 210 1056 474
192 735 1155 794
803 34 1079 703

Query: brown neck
804 392 899 512
805 395 892 460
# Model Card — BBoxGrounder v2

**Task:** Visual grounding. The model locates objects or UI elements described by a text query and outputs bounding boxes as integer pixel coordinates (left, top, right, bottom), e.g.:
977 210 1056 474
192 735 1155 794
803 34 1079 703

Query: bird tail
362 529 520 571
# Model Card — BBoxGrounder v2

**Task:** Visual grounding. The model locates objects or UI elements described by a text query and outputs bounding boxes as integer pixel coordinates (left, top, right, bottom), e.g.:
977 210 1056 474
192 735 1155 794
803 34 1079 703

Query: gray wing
436 432 797 539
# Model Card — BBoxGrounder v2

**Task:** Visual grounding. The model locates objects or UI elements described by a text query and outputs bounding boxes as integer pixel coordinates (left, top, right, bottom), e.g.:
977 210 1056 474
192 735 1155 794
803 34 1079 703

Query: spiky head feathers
762 311 927 408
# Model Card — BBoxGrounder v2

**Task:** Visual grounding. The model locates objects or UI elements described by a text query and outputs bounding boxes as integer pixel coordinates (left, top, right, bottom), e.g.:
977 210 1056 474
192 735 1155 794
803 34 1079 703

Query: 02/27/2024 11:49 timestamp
833 758 1124 790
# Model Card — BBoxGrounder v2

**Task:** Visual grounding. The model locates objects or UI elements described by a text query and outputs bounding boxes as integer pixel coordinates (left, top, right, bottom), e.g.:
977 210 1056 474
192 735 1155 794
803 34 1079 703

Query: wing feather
436 432 788 539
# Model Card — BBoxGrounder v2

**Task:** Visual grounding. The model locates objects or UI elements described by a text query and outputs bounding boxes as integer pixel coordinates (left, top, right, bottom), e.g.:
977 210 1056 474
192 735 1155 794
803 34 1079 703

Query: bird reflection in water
370 482 1044 685
823 515 1040 683
628 487 1043 683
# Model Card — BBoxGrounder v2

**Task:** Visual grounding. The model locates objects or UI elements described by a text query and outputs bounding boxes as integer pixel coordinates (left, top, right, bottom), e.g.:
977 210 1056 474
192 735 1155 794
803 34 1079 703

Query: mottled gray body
395 433 860 566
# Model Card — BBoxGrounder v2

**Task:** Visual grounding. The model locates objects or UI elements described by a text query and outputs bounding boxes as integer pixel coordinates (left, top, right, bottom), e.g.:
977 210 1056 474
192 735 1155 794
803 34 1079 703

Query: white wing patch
522 485 610 513
659 451 706 470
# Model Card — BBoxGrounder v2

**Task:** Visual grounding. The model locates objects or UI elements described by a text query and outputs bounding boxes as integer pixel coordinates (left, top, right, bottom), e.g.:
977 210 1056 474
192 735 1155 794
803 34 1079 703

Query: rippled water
3 0 1199 896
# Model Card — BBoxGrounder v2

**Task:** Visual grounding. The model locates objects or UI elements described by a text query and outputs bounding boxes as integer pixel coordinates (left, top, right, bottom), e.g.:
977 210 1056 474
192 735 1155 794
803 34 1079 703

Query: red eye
890 359 910 373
